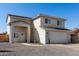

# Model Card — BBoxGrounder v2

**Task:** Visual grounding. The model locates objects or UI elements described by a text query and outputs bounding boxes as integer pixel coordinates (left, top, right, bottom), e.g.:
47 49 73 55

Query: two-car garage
46 30 71 44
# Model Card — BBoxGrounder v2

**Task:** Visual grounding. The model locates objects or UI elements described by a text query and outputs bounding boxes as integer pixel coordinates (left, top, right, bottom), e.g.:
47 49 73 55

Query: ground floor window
14 32 19 38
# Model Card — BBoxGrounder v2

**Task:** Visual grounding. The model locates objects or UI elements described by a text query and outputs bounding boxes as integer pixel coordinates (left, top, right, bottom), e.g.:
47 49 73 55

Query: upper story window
57 20 60 25
45 18 51 24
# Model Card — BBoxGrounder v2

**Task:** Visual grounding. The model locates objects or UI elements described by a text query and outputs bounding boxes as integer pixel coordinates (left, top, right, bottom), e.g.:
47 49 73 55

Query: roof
71 28 79 34
6 14 66 22
32 14 66 21
8 14 32 19
47 27 70 31
6 14 32 22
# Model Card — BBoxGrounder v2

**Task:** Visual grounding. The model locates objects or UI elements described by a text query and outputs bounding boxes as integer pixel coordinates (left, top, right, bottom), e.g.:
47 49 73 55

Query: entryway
9 21 31 43
13 26 28 42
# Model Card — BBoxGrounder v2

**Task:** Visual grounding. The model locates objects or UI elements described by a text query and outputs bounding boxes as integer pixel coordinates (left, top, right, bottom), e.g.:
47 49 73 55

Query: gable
6 14 32 22
9 21 31 27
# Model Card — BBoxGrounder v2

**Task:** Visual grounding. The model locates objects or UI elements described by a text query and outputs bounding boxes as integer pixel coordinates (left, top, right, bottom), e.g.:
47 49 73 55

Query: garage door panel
48 31 68 43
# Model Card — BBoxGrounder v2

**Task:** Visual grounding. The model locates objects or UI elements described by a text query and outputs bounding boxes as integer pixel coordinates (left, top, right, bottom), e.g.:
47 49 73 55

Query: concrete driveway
0 43 79 56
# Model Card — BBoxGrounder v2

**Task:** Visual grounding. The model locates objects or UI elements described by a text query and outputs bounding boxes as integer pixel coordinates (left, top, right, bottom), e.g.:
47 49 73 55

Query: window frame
45 18 52 24
14 32 19 38
57 20 60 25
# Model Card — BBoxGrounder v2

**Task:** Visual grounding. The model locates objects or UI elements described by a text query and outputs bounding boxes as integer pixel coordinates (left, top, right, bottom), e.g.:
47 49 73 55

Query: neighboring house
7 14 71 44
71 28 79 43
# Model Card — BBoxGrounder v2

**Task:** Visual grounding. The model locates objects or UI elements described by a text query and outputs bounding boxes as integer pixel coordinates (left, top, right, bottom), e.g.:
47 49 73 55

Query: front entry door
14 31 25 42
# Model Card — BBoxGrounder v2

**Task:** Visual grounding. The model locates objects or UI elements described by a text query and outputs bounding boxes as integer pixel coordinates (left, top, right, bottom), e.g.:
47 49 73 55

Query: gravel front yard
0 43 79 56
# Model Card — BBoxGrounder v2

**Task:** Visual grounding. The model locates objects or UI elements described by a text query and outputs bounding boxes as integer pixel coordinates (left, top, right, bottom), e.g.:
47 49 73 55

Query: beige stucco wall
7 16 14 43
33 18 46 44
7 16 12 35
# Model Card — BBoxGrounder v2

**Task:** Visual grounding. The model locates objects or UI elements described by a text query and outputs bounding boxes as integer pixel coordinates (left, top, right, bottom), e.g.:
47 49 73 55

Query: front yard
0 43 79 56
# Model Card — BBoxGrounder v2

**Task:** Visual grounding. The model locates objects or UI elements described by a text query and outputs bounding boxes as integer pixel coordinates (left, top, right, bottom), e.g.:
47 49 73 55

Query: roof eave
6 14 32 22
32 14 66 21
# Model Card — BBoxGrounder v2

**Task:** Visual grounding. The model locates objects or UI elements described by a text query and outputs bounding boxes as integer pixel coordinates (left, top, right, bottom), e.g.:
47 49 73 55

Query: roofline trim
32 14 66 21
8 14 32 19
6 14 32 22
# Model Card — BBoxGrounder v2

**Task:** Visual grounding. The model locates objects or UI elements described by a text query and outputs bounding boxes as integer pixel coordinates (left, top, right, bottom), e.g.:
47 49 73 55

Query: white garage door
48 31 68 43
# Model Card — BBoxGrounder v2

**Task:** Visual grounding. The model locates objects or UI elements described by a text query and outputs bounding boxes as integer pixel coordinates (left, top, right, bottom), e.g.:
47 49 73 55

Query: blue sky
0 3 79 33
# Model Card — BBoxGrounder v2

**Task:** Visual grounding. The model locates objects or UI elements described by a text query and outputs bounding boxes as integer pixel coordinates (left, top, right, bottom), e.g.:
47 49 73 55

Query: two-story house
7 14 71 44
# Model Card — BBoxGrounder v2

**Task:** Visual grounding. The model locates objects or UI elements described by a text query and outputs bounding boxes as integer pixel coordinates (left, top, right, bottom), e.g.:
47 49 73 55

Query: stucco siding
7 16 11 35
14 22 30 27
33 18 46 44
